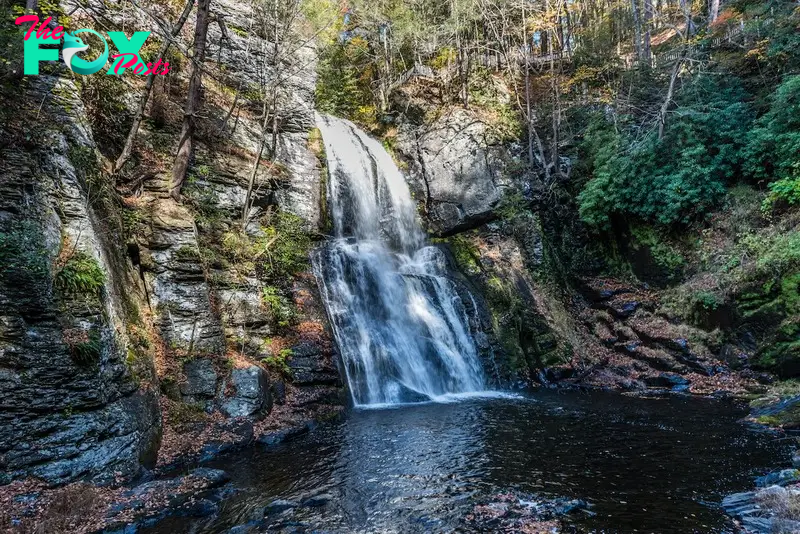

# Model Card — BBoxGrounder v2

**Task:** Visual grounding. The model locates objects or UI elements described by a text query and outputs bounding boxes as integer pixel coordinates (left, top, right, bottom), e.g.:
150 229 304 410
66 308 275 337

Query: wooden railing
655 20 747 66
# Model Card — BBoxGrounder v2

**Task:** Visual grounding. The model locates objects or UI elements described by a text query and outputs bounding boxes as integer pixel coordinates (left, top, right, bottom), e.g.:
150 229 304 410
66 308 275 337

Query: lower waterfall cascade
311 113 487 406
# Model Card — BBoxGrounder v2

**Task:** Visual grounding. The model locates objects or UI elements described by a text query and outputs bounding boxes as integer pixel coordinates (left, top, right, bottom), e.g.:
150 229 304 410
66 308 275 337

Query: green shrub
693 291 721 311
578 75 753 229
744 75 800 185
316 36 376 125
63 328 102 365
174 245 201 262
754 232 800 278
262 286 297 328
763 176 800 214
55 250 105 296
261 347 293 377
121 207 148 238
261 211 312 279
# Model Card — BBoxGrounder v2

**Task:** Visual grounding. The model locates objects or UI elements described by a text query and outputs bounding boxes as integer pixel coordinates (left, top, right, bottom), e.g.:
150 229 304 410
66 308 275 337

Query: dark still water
149 390 789 533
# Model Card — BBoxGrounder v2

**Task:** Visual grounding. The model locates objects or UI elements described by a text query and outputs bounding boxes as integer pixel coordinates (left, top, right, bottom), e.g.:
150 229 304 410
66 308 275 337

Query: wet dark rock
0 76 162 485
287 352 340 386
466 491 590 532
179 498 220 517
229 520 268 533
257 423 311 447
720 344 749 369
103 526 139 534
395 108 511 235
220 366 272 419
190 468 231 488
264 499 298 515
394 384 432 403
643 373 690 389
741 516 774 533
755 469 800 487
197 421 255 464
722 490 761 517
272 380 287 405
608 300 640 319
723 485 800 534
623 341 642 353
750 395 800 421
544 367 576 383
596 288 632 301
105 469 231 531
181 358 219 401
302 493 332 507
3 388 161 485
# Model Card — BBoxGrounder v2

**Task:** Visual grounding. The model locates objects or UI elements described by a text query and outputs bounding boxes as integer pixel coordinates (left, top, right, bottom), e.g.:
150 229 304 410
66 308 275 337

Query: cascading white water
312 113 486 406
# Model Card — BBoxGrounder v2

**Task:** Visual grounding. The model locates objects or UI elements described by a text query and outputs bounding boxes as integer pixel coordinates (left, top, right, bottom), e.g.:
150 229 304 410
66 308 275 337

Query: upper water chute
312 113 486 406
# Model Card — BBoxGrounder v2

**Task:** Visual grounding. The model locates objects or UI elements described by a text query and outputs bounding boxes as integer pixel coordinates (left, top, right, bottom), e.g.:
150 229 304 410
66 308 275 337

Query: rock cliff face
396 108 513 236
0 0 339 485
0 76 161 485
389 90 766 395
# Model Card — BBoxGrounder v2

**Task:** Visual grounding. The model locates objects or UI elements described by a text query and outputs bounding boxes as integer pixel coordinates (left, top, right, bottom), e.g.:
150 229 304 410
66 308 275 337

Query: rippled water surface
149 390 789 533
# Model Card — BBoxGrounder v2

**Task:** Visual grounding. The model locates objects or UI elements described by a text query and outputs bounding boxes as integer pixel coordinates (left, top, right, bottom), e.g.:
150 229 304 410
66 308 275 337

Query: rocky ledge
724 475 800 533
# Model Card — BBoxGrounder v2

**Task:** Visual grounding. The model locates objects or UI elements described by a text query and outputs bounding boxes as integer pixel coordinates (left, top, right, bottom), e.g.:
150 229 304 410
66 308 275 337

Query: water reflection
146 391 789 533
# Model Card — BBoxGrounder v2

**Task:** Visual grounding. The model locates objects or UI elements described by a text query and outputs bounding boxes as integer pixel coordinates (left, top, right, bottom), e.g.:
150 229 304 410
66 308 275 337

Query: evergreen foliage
578 75 753 229
54 251 106 296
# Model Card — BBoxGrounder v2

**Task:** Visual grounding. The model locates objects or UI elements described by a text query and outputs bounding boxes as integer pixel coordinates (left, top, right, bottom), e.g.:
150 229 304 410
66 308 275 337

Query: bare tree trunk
680 0 695 35
631 0 642 61
562 0 573 56
522 5 535 169
709 0 720 23
462 45 471 108
270 95 279 159
381 25 391 112
115 0 195 173
242 99 270 228
550 24 561 181
170 0 211 201
658 58 682 140
643 0 653 64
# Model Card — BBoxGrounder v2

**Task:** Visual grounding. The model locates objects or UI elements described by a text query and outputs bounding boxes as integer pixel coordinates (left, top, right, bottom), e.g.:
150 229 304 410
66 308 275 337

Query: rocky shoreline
1 408 334 534
3 382 792 534
721 394 800 534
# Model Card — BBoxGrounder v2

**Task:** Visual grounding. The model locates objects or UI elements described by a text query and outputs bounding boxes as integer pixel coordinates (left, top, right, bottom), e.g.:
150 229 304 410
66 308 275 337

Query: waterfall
312 113 486 406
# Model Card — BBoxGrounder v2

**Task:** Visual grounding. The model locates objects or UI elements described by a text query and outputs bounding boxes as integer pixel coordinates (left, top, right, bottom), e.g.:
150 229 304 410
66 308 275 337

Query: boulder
756 469 800 487
181 358 219 401
220 366 272 419
265 499 298 514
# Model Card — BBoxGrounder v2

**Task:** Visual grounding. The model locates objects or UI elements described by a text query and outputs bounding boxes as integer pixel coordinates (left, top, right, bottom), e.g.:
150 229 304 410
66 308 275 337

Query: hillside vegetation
309 0 799 408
